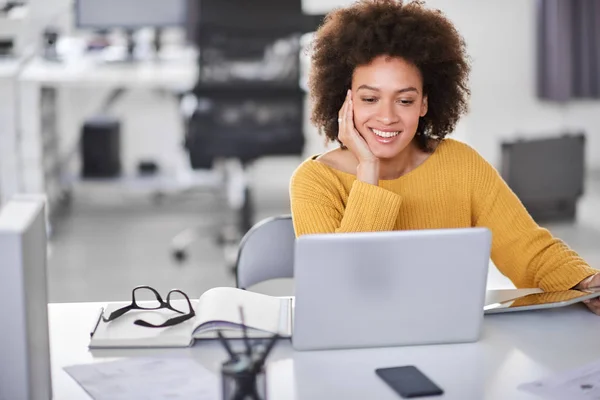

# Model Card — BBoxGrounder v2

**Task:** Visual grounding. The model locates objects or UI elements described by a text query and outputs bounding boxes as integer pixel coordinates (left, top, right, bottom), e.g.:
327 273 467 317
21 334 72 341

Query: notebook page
192 287 289 337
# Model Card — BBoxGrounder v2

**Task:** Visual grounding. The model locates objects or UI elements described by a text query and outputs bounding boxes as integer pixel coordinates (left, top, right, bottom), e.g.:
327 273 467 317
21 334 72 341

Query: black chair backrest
199 0 303 28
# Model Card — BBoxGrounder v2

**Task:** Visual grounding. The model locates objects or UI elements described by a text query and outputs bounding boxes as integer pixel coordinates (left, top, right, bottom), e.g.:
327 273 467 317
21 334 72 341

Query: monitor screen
76 0 188 29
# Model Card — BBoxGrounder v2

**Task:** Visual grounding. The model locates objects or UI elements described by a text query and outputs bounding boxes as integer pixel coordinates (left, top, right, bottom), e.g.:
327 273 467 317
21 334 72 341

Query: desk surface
50 299 600 400
0 56 28 77
19 49 198 90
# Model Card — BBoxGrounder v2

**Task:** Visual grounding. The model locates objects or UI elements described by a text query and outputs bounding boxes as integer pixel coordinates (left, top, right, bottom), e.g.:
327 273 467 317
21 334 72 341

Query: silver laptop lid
292 228 491 351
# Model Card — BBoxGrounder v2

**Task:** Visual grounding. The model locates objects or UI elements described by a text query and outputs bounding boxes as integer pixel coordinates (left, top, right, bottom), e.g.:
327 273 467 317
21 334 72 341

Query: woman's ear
420 95 428 117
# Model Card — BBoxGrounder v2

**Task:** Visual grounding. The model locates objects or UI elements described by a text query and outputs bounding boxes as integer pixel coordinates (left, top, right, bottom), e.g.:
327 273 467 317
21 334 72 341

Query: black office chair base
173 249 187 263
170 218 247 272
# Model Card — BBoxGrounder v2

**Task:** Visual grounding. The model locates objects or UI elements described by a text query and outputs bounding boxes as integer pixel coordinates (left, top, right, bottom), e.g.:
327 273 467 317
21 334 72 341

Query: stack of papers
64 357 219 400
519 359 600 399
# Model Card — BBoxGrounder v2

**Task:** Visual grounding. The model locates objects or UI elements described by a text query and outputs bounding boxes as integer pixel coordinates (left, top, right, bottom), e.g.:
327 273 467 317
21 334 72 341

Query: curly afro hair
308 0 471 152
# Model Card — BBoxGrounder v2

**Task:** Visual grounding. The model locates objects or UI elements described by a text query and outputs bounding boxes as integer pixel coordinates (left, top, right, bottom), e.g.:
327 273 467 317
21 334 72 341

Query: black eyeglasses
101 285 195 328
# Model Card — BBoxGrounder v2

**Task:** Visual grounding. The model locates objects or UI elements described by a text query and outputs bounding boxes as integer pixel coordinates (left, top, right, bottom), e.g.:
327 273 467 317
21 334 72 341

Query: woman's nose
376 102 399 124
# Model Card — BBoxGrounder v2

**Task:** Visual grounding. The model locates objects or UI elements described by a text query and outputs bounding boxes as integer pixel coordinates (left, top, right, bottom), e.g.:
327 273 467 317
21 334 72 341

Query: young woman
289 0 600 313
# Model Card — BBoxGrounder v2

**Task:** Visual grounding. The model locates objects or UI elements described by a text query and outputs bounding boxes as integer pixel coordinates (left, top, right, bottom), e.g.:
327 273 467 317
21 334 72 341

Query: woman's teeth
371 128 400 138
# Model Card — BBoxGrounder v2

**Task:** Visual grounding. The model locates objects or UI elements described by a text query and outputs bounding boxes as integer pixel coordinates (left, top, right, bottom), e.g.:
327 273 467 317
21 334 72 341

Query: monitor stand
100 28 164 64
126 29 136 61
153 28 162 55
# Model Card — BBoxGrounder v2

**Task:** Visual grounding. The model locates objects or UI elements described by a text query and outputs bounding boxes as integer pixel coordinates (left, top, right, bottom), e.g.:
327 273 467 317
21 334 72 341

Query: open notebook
89 287 293 349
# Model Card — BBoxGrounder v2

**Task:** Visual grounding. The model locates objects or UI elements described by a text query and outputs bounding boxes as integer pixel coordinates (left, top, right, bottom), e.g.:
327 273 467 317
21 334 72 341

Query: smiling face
351 55 428 160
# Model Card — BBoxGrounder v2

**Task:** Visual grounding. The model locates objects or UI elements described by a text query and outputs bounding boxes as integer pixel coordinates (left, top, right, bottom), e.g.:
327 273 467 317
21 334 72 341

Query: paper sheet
519 359 600 399
64 357 219 400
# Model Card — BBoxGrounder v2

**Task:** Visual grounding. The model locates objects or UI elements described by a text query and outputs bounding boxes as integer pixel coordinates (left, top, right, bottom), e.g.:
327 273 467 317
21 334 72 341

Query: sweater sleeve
472 157 597 291
289 162 402 237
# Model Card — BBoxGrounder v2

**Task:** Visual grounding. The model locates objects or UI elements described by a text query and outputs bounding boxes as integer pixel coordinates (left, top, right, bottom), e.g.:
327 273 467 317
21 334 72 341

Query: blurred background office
0 0 599 303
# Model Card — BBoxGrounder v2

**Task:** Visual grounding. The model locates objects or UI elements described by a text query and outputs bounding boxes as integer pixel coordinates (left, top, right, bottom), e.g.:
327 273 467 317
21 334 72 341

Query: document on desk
519 359 600 399
64 357 219 400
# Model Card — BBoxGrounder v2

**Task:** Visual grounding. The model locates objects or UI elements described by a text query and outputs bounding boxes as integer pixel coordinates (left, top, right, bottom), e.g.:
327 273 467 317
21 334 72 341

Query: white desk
20 52 198 90
50 299 600 400
16 47 199 215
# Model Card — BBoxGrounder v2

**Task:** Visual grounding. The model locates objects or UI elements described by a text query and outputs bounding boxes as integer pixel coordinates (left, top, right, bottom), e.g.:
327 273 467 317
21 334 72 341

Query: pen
257 334 279 368
90 307 104 338
217 330 237 360
239 306 252 356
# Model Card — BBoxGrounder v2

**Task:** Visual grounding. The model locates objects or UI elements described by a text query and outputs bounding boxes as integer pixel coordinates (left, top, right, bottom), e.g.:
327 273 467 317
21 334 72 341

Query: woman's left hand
575 273 600 315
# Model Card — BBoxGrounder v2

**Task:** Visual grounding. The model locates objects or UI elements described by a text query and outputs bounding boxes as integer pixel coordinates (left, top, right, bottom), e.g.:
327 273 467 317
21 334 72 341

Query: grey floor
47 162 600 303
47 158 299 303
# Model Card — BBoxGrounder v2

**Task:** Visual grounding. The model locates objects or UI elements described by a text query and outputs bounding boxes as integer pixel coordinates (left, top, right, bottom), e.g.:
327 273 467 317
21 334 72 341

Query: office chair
235 215 295 290
170 1 324 266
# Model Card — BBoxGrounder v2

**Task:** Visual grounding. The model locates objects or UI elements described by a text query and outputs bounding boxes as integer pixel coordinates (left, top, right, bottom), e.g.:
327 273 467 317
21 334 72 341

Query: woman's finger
347 94 364 139
346 93 354 128
338 90 350 121
338 91 351 142
347 93 353 126
584 297 600 306
589 304 600 316
346 92 359 142
584 298 600 315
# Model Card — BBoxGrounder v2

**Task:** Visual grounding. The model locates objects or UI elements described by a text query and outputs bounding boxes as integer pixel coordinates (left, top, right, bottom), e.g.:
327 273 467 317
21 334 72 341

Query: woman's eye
360 98 414 105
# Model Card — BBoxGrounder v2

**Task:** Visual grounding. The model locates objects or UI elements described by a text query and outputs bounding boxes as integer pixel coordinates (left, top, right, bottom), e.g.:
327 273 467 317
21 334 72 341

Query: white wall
51 0 600 175
26 0 73 50
430 0 600 170
302 0 355 14
305 0 600 170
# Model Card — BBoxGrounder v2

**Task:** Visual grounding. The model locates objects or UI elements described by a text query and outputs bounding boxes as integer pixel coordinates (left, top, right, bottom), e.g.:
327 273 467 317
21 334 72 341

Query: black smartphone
375 366 444 398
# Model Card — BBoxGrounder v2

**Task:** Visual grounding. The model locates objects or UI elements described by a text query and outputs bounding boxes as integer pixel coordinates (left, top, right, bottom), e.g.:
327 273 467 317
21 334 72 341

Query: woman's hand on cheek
338 90 379 185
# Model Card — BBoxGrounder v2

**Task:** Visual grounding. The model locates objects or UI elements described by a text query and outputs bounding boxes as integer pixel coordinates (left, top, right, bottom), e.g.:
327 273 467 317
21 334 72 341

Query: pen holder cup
221 358 267 400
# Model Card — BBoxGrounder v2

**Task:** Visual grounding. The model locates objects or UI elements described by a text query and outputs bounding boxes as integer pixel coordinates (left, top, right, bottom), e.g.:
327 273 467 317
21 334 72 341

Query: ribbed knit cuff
340 181 403 232
540 265 599 291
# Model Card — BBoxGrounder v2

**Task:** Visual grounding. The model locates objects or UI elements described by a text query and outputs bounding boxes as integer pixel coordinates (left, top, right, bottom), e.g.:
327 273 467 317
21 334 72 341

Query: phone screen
376 365 444 398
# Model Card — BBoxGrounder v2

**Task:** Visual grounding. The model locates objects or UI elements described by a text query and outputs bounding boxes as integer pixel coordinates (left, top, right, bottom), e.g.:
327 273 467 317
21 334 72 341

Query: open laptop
292 228 492 351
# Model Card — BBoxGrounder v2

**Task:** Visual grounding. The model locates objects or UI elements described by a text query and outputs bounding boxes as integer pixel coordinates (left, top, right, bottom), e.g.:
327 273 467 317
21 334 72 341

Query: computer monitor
0 196 51 400
75 0 188 29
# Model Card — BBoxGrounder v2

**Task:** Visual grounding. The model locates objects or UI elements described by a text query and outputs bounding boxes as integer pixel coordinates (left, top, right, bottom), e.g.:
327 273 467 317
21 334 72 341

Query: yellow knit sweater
289 138 597 291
